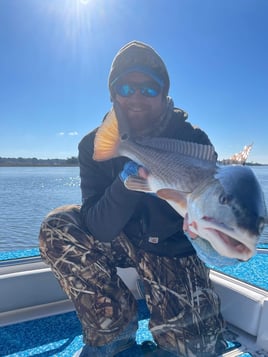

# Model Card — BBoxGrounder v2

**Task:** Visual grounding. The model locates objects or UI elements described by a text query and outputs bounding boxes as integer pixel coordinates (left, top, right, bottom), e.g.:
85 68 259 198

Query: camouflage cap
109 41 170 98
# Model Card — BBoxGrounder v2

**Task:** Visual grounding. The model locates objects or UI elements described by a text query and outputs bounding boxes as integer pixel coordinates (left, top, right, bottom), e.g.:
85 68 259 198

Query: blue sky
0 0 267 163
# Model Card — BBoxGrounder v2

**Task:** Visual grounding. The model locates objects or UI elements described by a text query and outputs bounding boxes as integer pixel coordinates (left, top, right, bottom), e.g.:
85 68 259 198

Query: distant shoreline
0 164 79 167
0 157 79 167
0 157 267 167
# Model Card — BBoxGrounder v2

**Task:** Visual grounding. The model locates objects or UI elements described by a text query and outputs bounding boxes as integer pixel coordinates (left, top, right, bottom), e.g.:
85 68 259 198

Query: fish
93 105 267 265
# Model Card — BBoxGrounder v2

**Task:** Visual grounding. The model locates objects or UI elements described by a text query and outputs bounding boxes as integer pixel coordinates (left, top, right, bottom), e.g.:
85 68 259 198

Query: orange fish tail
93 108 120 161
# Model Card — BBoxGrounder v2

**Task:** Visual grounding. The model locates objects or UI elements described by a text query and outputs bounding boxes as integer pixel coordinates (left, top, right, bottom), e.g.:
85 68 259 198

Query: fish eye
219 194 232 205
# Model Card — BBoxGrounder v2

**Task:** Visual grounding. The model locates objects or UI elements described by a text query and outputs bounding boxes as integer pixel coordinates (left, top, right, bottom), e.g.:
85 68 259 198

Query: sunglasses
114 81 162 98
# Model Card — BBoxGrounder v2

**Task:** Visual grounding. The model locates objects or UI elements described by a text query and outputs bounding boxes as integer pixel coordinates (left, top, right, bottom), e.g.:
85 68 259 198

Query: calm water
0 165 268 251
0 166 81 251
1 165 268 290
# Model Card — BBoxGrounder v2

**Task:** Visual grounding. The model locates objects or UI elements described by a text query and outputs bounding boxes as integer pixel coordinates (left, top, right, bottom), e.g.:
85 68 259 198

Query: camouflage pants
39 204 226 356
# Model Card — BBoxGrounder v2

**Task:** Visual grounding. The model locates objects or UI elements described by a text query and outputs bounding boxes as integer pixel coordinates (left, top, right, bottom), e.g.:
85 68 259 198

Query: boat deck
0 255 267 356
0 299 267 357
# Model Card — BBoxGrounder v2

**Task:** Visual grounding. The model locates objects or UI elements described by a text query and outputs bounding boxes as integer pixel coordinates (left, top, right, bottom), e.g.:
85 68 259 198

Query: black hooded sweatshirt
79 108 215 257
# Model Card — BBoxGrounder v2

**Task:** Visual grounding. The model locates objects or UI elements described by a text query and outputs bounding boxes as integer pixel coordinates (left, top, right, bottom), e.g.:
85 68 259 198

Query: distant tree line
217 160 264 166
0 156 265 167
0 156 79 166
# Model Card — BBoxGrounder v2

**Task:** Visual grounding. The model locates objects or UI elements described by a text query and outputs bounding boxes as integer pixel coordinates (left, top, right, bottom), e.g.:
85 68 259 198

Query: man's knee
44 204 82 226
39 204 83 256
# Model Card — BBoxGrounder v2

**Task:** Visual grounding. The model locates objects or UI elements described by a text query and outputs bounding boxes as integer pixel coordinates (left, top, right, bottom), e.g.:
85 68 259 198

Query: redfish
93 106 267 264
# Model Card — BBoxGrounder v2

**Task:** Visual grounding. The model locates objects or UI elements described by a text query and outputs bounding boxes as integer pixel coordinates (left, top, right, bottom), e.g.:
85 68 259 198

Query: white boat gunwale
0 255 268 353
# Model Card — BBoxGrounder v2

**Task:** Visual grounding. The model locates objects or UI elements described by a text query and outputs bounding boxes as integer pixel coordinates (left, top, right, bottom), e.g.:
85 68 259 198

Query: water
0 165 268 290
0 166 81 251
2 165 267 251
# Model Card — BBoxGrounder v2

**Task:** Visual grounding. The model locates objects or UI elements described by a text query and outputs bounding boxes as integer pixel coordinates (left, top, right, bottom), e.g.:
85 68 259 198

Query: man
39 41 228 356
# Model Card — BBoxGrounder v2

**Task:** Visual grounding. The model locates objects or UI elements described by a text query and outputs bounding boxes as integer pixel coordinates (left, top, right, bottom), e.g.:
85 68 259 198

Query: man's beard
113 96 172 139
126 111 156 137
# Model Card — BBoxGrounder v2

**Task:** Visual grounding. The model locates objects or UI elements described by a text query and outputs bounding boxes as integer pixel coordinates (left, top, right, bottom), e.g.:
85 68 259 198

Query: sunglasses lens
116 84 134 97
141 86 159 97
115 82 161 98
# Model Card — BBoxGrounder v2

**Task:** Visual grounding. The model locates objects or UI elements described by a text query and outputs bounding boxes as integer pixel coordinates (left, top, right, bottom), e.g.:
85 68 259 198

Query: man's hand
137 166 149 179
120 161 148 182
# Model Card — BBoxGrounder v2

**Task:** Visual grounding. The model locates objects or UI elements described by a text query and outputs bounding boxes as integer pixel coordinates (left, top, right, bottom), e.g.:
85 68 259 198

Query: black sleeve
78 131 143 242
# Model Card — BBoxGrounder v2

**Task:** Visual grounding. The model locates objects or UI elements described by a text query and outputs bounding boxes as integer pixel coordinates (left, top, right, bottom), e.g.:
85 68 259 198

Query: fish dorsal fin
136 137 216 162
93 108 120 161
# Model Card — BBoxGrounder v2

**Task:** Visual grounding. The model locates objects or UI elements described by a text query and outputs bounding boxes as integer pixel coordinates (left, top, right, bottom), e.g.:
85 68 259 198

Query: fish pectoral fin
157 189 187 207
125 176 152 193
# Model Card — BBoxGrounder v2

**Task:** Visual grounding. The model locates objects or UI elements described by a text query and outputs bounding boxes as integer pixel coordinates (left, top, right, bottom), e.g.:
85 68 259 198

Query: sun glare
43 0 97 52
35 0 108 66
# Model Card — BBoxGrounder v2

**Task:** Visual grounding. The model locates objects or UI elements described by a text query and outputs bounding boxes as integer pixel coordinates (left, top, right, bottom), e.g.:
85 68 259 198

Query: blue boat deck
0 250 268 356
1 300 153 357
1 299 266 357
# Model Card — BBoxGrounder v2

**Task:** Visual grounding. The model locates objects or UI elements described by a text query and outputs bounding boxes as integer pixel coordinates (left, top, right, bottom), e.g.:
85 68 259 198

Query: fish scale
120 139 215 193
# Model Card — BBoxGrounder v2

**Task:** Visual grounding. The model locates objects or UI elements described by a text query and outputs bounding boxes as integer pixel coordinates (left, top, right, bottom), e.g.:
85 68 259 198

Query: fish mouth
200 216 254 261
214 230 251 257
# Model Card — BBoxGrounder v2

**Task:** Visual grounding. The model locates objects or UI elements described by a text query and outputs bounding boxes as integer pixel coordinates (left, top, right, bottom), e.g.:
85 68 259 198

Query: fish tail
93 108 120 161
